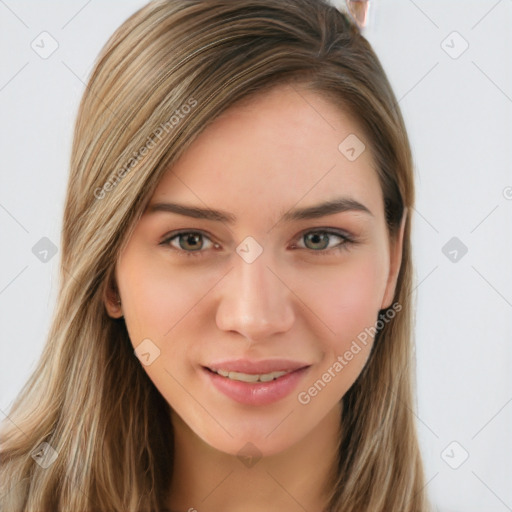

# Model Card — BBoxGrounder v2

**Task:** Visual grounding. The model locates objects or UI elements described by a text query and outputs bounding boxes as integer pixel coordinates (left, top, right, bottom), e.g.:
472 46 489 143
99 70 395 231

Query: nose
215 249 295 342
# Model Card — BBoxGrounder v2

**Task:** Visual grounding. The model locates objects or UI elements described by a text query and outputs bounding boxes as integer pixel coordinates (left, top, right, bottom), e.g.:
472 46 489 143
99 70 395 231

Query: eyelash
159 228 356 258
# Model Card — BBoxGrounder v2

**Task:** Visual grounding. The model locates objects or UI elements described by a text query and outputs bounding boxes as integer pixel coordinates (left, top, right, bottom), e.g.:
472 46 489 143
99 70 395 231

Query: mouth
205 367 292 383
201 360 311 406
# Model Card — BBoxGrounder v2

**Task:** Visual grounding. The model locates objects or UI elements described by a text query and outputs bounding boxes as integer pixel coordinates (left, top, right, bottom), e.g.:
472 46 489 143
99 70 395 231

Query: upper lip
205 359 310 375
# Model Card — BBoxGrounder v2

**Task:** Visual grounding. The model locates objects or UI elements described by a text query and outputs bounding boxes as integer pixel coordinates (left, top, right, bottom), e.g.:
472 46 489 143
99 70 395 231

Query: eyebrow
145 197 373 223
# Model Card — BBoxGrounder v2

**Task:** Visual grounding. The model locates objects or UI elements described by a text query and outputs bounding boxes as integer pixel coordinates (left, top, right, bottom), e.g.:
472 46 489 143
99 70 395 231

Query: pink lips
202 359 311 406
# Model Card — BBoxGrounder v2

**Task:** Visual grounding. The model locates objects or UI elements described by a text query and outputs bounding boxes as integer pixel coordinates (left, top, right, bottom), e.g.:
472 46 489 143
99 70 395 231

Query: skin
104 82 405 512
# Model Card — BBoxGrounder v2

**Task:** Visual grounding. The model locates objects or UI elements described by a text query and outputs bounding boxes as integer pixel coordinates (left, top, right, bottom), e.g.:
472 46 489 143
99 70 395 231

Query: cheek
294 252 386 343
116 252 208 402
295 252 387 383
293 256 386 406
117 250 221 357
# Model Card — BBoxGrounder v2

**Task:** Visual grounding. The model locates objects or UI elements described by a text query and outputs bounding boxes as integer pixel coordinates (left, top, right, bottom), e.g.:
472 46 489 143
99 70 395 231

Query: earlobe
380 207 407 310
102 270 123 319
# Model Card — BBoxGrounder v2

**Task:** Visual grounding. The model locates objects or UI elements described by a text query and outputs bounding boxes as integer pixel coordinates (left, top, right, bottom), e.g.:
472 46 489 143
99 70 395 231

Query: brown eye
177 232 203 251
161 230 217 256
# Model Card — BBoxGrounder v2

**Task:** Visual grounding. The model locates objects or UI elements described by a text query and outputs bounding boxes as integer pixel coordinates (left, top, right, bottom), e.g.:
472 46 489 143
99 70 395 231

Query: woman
0 0 431 510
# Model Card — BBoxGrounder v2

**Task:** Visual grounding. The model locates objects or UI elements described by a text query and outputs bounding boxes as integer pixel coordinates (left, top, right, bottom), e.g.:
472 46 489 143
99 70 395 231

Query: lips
201 359 311 406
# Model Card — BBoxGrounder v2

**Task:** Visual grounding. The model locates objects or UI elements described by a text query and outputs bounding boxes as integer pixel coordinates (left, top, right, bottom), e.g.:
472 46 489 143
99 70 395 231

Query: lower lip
202 366 310 406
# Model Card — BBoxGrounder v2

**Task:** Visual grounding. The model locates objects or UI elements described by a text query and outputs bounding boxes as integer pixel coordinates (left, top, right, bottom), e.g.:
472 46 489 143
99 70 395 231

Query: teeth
259 371 287 382
213 369 289 383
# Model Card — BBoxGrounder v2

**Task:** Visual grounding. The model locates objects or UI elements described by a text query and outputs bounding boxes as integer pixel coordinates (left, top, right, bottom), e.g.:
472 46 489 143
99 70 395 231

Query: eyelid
293 227 353 244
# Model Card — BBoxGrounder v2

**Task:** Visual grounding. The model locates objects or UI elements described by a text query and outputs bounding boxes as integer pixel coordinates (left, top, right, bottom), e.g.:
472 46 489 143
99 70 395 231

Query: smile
208 368 290 383
202 364 311 406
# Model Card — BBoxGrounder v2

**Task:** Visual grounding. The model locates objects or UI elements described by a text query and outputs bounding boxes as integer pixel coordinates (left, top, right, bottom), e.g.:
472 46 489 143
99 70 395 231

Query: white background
1 1 511 510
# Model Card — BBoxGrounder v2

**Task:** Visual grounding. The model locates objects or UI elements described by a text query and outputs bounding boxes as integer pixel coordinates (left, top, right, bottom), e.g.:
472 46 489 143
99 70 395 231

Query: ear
102 268 123 319
380 207 407 310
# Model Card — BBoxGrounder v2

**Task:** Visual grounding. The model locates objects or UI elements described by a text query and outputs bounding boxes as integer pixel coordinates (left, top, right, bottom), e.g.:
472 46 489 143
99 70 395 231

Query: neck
166 405 341 512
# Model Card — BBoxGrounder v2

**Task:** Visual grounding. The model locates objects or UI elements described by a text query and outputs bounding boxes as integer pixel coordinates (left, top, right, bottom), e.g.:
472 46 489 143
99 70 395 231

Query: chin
201 429 299 460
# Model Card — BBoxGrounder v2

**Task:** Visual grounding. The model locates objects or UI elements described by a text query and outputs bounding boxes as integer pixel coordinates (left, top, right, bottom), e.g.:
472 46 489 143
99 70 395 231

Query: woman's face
107 83 404 457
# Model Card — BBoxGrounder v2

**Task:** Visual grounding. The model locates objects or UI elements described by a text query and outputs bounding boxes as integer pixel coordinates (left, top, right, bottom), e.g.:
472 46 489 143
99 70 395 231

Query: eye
160 228 355 258
293 229 354 255
160 230 219 257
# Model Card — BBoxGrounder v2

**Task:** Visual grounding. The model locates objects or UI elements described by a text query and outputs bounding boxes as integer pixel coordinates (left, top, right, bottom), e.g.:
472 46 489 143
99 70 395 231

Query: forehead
149 83 383 221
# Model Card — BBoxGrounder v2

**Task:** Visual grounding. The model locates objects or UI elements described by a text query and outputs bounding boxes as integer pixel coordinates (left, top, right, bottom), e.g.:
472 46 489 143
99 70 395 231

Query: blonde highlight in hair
1 1 431 510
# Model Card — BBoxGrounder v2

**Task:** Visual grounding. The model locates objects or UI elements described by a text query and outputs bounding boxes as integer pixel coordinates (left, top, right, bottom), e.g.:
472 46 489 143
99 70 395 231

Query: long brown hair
0 1 430 510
